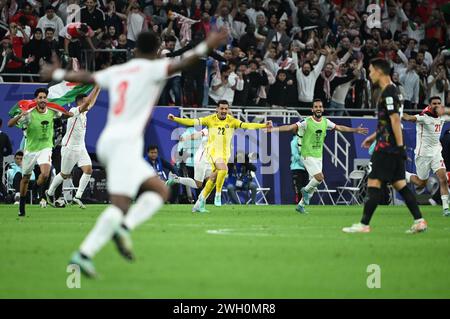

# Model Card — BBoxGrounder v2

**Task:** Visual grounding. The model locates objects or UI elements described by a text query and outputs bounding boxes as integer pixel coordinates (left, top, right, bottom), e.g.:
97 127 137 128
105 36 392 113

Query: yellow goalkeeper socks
201 179 215 200
215 170 227 194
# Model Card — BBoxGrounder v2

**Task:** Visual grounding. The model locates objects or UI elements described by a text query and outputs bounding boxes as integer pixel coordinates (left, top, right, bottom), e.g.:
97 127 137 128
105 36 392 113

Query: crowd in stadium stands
0 0 449 112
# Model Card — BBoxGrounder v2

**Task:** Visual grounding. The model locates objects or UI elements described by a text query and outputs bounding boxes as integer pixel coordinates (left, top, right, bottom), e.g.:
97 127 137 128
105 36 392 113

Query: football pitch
0 204 449 299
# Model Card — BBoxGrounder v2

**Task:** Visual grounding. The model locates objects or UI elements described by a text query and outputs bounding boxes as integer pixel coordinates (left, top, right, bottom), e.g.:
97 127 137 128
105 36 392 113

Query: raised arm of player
361 132 377 149
335 124 368 135
167 28 229 77
8 111 28 128
266 123 298 133
445 107 450 116
167 113 202 127
238 120 272 130
402 113 418 122
40 29 229 84
79 85 101 113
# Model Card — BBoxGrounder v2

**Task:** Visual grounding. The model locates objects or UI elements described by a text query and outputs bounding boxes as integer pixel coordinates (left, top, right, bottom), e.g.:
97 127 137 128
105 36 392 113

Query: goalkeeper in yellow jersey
168 100 272 212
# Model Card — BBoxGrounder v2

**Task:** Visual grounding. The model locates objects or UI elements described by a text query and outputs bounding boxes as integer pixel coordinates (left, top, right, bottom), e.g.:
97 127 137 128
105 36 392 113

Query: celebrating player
167 100 272 212
343 58 428 234
402 96 450 216
7 88 73 216
46 85 101 209
40 29 229 278
267 99 368 213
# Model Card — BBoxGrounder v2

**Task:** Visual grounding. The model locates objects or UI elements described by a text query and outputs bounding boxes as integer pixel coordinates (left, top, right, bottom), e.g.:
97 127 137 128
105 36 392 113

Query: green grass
0 204 449 298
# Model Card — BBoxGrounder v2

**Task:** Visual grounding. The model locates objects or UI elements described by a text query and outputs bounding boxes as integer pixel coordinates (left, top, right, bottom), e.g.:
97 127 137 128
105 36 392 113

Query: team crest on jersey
225 124 229 128
386 97 394 110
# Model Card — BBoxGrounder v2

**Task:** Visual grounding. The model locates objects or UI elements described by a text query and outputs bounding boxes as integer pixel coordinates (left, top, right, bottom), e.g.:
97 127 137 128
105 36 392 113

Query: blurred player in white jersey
41 30 228 277
166 128 213 191
46 86 100 209
403 96 450 216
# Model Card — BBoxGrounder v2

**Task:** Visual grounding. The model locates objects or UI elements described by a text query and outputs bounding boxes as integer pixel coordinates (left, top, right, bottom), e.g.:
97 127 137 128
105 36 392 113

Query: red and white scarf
321 70 336 100
169 11 199 43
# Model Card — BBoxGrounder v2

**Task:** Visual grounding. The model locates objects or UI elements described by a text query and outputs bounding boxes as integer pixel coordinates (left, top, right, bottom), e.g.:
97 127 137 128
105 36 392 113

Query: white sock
177 177 199 189
405 171 413 183
441 195 449 210
122 192 163 231
80 205 123 258
305 177 321 193
48 173 64 196
76 173 91 198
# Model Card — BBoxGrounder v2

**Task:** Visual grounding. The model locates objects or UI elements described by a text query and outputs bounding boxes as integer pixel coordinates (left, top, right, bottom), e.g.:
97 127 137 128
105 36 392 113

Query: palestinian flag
8 81 94 120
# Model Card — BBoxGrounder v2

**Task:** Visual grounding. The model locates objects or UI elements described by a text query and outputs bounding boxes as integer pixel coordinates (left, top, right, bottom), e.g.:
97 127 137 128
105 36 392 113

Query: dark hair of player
313 98 323 104
429 96 441 103
34 88 49 97
136 31 161 55
148 145 159 152
15 150 24 157
217 100 229 106
75 94 87 104
164 35 177 43
370 58 391 75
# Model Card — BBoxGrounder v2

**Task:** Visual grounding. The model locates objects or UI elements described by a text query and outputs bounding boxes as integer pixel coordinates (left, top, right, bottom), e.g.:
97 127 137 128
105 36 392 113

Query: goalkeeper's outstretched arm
167 114 201 127
239 120 272 130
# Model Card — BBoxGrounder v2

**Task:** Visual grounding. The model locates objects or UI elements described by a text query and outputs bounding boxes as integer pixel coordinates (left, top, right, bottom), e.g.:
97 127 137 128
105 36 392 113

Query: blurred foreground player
40 29 228 277
343 58 428 234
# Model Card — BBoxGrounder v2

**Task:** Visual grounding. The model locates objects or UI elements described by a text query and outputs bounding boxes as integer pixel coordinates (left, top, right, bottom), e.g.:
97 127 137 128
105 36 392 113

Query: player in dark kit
343 58 428 234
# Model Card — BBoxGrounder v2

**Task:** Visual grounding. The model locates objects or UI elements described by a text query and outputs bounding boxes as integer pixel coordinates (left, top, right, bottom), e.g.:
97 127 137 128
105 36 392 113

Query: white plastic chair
336 170 366 205
316 179 337 205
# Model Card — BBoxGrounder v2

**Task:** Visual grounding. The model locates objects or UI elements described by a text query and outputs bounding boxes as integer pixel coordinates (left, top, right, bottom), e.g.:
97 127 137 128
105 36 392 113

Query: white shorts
97 136 156 198
302 156 323 177
194 159 212 182
22 148 52 175
61 146 92 175
415 155 446 180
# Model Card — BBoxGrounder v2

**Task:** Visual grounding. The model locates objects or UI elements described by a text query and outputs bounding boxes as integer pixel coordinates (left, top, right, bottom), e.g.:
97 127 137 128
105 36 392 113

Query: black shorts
368 151 405 183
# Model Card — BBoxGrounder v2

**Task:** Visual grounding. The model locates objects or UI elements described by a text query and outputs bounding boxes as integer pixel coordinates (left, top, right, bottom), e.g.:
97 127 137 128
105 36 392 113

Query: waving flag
8 81 94 119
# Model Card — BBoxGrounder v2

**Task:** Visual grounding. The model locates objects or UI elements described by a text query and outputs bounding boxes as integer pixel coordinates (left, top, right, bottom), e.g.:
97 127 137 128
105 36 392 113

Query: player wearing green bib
268 99 368 213
8 88 72 216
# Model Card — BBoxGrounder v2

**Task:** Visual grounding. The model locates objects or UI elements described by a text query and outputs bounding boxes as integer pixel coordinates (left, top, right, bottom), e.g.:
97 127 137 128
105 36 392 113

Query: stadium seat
336 170 366 205
247 171 270 205
222 172 270 205
3 155 33 204
316 179 337 205
62 178 78 205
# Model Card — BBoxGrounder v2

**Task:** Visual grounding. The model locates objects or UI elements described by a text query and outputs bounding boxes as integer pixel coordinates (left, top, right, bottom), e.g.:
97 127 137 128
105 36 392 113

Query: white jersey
414 114 445 156
194 128 209 165
62 106 87 149
93 58 169 140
